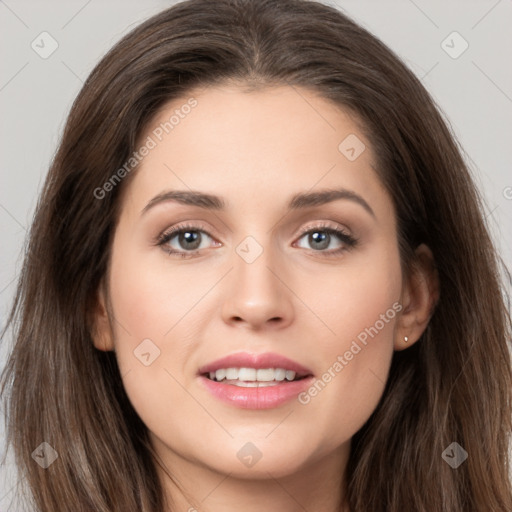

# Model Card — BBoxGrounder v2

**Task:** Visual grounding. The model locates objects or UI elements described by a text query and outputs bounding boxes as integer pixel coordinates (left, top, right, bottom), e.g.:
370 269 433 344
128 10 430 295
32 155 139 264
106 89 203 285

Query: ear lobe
90 282 115 352
395 243 440 351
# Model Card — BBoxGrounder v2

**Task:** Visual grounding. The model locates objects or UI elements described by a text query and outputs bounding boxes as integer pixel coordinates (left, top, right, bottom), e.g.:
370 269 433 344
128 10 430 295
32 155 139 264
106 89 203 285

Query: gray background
1 0 511 508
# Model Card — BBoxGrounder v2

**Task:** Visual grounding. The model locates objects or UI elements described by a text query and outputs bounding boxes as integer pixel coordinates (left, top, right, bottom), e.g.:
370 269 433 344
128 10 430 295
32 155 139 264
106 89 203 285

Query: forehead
120 84 392 221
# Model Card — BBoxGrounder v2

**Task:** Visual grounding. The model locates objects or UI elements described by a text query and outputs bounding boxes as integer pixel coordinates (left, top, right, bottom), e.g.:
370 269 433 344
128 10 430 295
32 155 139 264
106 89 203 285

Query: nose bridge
221 231 294 327
234 232 281 298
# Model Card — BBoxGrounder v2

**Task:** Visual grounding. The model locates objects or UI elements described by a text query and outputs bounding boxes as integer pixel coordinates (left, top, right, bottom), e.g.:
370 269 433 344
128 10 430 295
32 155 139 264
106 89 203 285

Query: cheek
298 246 401 439
108 242 209 345
105 243 211 431
106 256 195 443
310 242 401 344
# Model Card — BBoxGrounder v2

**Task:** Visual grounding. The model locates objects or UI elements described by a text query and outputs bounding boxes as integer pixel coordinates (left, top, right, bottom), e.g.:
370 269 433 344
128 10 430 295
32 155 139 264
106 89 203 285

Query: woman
1 0 511 510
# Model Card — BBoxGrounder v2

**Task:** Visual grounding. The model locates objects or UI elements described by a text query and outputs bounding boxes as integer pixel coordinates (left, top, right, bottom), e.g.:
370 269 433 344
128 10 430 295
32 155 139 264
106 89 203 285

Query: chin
198 442 311 479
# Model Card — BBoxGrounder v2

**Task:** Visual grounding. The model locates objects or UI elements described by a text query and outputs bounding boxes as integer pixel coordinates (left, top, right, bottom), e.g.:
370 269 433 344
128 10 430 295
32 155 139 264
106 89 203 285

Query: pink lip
197 352 314 409
198 375 316 409
197 351 313 377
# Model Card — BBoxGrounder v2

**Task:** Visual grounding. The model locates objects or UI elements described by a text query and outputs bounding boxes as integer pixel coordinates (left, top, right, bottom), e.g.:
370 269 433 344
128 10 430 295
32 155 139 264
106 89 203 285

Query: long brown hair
1 0 511 510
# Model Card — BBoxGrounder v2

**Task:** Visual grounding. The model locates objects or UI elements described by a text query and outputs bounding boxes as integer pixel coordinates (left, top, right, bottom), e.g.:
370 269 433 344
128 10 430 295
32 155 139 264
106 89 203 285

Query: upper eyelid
158 222 214 240
296 221 351 236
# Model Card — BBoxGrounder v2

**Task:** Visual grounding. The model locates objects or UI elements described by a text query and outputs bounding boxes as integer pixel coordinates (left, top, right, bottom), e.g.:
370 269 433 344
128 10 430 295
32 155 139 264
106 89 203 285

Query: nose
221 240 294 331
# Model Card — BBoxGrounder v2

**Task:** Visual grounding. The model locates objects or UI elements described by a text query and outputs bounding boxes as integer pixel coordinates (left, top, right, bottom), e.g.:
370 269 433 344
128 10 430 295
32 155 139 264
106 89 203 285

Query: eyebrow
141 187 375 218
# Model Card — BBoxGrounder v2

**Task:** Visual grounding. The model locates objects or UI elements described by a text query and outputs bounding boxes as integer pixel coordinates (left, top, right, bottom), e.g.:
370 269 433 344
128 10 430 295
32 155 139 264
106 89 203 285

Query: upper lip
198 352 313 377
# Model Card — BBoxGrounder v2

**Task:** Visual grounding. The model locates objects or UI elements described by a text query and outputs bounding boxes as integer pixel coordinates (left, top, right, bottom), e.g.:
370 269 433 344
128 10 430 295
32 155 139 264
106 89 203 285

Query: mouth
197 352 314 409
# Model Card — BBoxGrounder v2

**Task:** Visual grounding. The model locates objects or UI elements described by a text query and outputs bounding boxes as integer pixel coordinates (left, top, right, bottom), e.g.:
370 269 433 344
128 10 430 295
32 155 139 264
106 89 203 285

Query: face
94 84 412 481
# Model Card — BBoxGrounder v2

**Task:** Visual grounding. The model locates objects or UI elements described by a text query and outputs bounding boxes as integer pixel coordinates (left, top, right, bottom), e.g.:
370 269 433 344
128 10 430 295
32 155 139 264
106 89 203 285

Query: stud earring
404 336 409 343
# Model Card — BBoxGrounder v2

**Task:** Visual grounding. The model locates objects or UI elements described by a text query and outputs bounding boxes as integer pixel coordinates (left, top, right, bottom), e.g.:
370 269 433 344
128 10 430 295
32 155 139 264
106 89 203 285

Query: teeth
208 367 299 382
239 368 257 381
285 370 296 381
256 368 276 381
274 368 286 381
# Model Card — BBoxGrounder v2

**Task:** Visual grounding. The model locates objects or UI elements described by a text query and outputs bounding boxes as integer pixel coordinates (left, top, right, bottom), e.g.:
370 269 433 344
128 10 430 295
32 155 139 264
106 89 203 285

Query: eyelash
154 222 358 259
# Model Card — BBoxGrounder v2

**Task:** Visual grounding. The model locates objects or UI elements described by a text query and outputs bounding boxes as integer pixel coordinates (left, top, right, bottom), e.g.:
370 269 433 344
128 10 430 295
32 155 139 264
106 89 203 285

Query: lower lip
198 375 315 409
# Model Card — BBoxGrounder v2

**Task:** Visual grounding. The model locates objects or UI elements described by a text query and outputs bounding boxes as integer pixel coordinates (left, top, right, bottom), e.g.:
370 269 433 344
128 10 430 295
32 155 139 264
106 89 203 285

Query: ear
394 243 439 351
90 280 115 352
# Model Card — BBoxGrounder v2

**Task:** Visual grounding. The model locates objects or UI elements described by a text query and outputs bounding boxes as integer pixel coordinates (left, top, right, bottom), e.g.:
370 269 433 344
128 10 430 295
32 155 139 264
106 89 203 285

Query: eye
156 223 218 258
155 221 358 259
294 223 358 255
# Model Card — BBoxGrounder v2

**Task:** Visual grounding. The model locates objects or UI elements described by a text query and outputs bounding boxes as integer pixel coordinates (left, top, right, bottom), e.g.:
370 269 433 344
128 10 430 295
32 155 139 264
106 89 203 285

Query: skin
92 84 438 512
